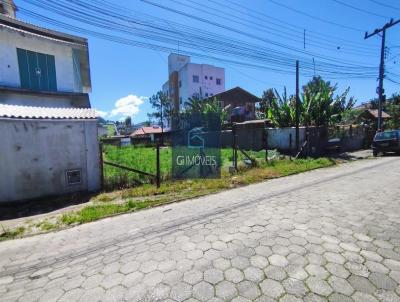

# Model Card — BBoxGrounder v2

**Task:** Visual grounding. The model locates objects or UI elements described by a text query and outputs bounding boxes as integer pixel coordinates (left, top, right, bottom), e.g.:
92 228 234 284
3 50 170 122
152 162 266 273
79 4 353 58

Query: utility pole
303 29 306 49
365 18 400 131
295 60 300 152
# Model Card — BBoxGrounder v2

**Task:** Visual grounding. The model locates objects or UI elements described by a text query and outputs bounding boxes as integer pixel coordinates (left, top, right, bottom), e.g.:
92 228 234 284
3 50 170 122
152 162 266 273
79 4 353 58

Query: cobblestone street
1 157 400 302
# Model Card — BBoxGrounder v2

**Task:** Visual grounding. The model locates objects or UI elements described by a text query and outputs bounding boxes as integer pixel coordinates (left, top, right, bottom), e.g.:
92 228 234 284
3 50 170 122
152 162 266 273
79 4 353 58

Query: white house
162 53 225 111
0 104 101 203
0 1 91 108
0 2 101 202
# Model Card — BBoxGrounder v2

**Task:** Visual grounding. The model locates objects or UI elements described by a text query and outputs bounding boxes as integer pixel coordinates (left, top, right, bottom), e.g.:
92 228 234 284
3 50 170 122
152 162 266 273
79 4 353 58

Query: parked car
371 130 400 156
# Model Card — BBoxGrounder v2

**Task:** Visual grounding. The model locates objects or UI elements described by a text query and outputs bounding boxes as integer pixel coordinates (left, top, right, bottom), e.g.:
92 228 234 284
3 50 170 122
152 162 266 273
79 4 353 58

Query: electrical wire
330 0 392 19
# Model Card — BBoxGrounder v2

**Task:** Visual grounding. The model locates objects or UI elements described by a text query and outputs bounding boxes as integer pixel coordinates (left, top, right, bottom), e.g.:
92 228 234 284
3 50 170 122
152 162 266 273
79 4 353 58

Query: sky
14 0 400 124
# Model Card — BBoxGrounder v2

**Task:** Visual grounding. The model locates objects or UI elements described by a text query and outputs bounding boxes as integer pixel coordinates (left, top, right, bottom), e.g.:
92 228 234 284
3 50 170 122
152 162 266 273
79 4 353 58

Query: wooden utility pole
295 60 300 152
365 18 400 131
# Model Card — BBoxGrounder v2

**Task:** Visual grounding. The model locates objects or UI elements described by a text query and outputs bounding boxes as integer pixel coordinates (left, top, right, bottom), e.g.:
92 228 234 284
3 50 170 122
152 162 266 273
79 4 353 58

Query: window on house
210 76 213 80
179 97 182 104
179 80 182 88
205 75 208 80
192 93 200 99
0 4 4 14
193 75 199 83
216 78 222 85
205 93 209 97
17 48 57 92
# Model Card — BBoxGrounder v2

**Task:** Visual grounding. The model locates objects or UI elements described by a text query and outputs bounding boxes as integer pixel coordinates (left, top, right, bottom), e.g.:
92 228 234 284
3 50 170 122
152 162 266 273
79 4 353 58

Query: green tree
257 88 276 119
266 76 355 127
147 91 173 127
266 87 297 127
385 93 400 129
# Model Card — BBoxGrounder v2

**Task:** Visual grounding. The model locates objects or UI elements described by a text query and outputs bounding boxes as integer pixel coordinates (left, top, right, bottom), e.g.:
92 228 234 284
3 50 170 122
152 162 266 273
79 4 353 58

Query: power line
182 0 377 57
266 0 365 32
367 0 400 11
15 0 378 80
331 0 392 19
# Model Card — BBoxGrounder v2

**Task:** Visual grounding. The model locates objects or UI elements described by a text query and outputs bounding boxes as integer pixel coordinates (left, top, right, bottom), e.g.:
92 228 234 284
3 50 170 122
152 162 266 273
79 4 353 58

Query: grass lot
60 157 334 226
0 145 336 240
103 145 274 190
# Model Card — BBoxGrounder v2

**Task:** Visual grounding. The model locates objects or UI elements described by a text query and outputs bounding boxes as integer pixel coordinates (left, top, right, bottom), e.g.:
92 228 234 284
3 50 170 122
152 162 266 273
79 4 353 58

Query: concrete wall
220 127 307 151
0 91 89 108
0 25 87 93
267 127 307 150
0 118 101 202
179 63 225 105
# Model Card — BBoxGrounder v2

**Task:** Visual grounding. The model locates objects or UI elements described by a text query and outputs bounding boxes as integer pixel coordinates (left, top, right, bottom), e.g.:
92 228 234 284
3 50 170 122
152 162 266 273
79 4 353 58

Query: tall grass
102 145 272 190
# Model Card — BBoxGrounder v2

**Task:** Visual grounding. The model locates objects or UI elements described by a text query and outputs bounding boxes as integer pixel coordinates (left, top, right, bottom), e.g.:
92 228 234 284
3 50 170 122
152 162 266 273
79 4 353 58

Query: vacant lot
103 145 273 189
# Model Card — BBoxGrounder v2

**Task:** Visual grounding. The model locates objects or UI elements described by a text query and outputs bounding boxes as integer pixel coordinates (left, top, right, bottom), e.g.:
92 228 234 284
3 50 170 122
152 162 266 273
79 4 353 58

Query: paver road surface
1 157 400 301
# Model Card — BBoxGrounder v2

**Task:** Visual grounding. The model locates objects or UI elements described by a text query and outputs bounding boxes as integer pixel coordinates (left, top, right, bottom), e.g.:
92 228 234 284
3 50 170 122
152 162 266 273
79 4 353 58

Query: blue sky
15 0 400 123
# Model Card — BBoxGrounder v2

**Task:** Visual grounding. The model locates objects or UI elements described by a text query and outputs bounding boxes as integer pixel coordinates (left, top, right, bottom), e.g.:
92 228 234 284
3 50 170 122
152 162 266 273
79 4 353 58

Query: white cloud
110 95 146 117
94 109 108 118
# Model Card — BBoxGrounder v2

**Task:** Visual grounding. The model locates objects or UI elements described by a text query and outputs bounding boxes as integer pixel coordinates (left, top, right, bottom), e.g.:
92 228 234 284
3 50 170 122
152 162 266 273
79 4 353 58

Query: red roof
131 126 169 137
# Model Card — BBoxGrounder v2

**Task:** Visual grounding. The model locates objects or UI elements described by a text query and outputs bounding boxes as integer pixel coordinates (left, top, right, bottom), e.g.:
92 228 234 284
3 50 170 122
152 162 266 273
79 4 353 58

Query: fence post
156 143 160 188
99 142 104 190
232 124 238 170
264 121 269 163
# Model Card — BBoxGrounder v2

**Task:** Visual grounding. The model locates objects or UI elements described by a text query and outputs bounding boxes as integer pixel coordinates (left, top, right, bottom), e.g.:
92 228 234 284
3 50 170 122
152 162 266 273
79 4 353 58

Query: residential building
0 2 101 202
162 53 225 111
209 87 261 122
0 2 92 108
0 104 101 203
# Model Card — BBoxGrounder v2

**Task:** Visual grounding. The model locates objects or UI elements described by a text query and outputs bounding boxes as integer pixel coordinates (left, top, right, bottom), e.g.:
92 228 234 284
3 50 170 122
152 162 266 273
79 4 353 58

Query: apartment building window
179 80 182 88
193 75 199 83
17 48 57 92
179 97 182 104
210 76 213 80
205 75 208 80
216 78 222 85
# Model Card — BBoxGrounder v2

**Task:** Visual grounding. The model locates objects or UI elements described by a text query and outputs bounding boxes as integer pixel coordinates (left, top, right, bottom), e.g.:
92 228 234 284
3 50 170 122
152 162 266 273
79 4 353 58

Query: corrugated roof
365 109 391 119
131 126 170 137
0 104 97 119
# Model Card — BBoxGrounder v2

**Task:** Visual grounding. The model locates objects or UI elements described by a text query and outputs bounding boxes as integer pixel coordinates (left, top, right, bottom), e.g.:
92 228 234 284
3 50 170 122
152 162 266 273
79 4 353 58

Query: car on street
372 130 400 156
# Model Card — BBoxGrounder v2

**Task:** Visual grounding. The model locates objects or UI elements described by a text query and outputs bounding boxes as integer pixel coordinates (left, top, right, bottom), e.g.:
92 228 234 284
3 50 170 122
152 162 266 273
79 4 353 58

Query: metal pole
156 143 160 188
377 28 385 131
99 142 104 190
364 19 400 131
295 60 300 152
160 96 164 145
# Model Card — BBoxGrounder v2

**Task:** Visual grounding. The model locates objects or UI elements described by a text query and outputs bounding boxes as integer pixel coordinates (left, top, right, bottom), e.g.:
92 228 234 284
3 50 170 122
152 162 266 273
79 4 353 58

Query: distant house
0 104 101 203
131 126 170 143
0 4 92 108
210 87 261 122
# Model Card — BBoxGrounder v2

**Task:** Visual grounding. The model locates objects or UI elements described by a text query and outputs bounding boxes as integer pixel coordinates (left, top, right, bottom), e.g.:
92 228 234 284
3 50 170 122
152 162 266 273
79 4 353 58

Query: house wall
0 25 88 93
0 91 89 107
0 118 101 203
179 63 225 107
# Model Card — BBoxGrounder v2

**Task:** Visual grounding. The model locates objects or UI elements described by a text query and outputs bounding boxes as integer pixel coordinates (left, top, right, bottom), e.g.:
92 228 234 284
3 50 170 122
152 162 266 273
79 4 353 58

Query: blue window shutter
17 48 57 92
46 54 57 91
17 48 30 89
27 50 40 91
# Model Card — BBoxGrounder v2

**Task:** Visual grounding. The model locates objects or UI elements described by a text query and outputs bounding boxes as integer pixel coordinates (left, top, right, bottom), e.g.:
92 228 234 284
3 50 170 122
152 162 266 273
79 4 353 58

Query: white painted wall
267 127 307 150
0 25 86 93
0 118 101 202
163 54 225 110
178 63 225 109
